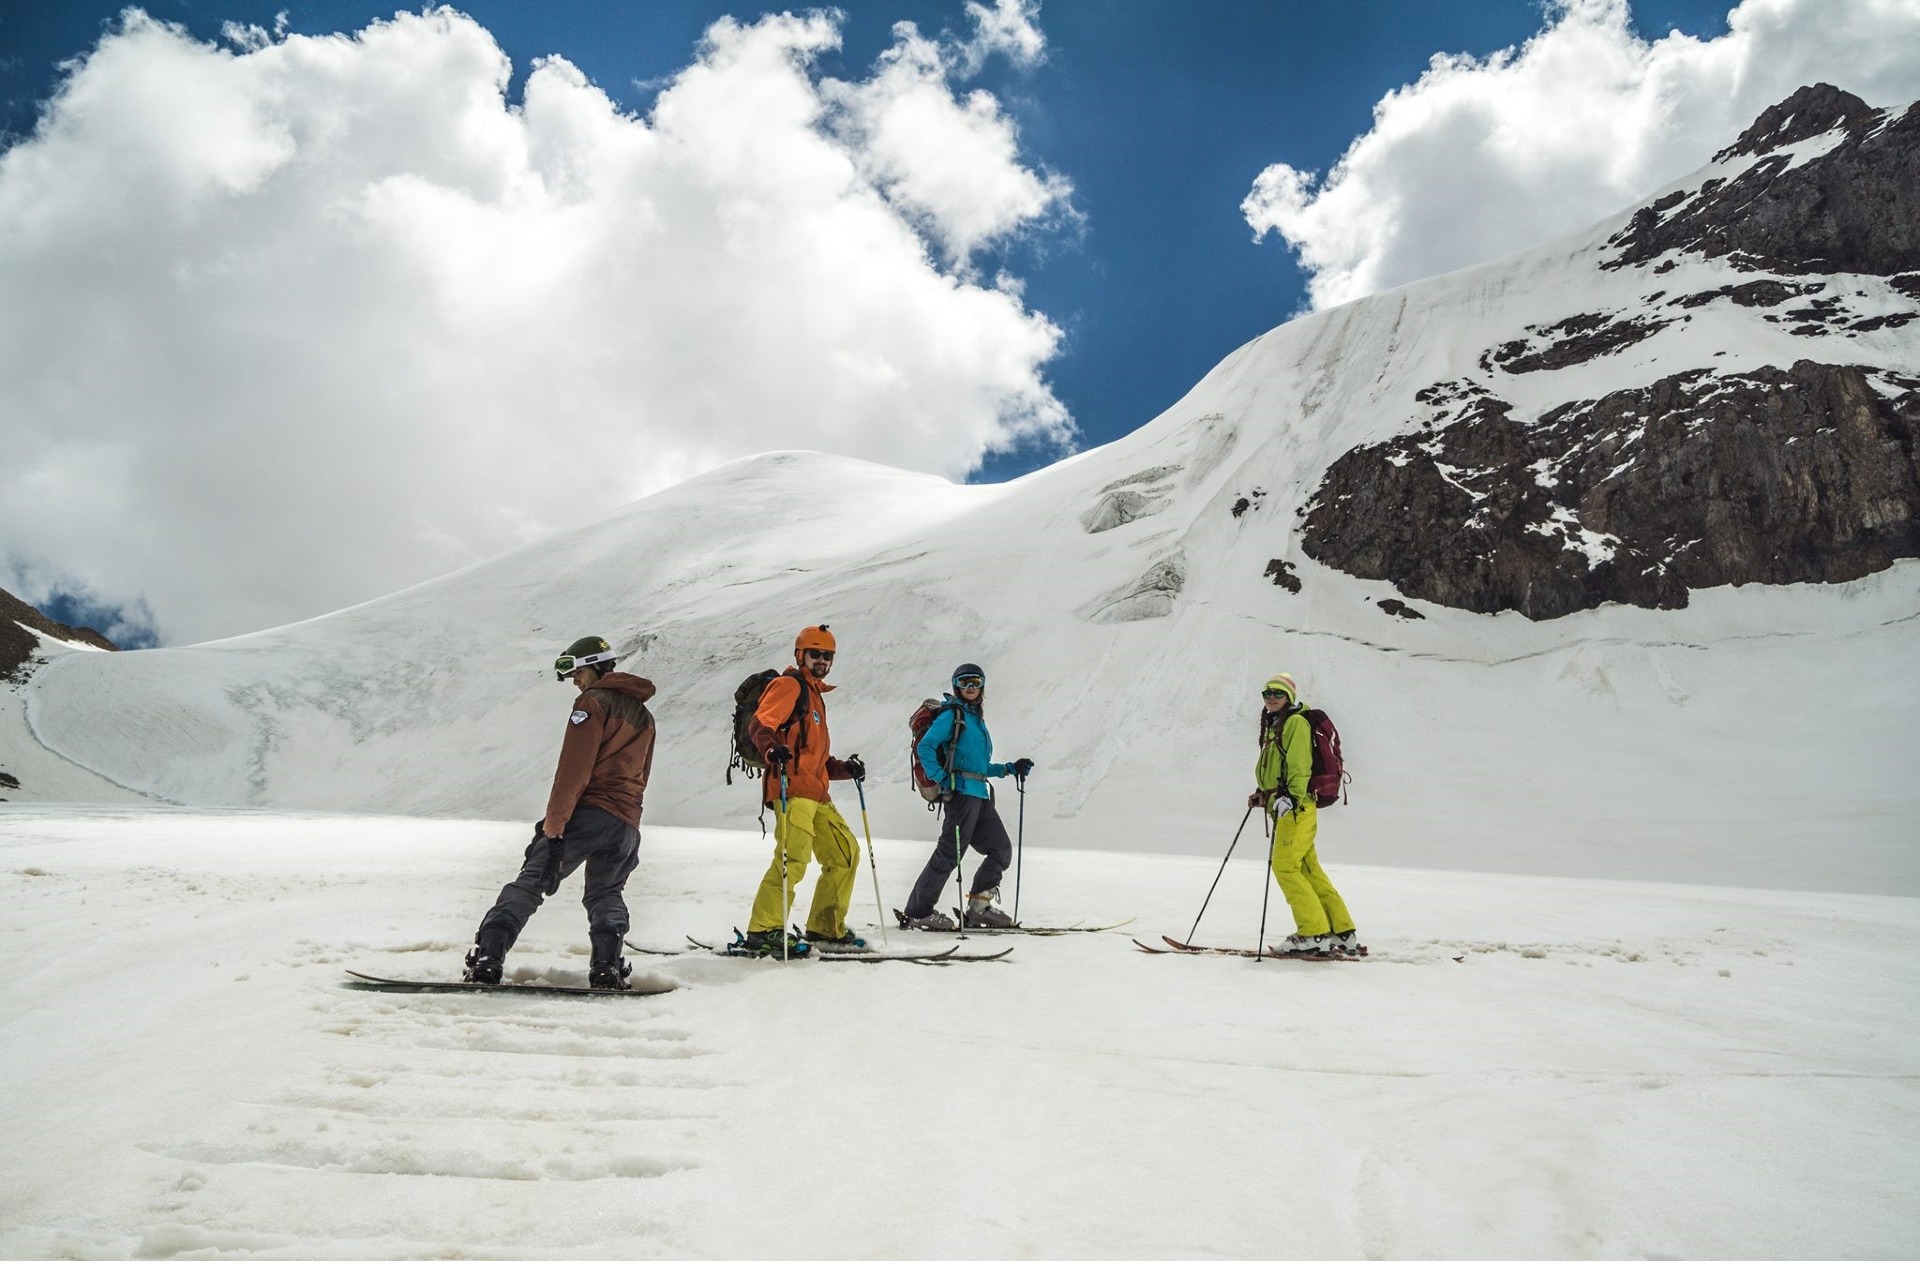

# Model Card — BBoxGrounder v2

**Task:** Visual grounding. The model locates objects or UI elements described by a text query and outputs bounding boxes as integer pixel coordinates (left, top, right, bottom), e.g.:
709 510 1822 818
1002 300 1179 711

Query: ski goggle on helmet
554 637 618 680
952 662 985 690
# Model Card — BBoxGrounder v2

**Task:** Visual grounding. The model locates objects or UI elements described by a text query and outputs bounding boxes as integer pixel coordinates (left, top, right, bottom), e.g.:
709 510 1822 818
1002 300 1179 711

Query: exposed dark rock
1606 87 1919 277
1378 599 1425 620
1892 275 1920 301
1230 487 1267 518
1849 313 1918 333
1264 559 1301 593
1670 280 1819 309
2 586 119 682
1231 497 1251 518
1489 312 1673 374
1302 362 1920 619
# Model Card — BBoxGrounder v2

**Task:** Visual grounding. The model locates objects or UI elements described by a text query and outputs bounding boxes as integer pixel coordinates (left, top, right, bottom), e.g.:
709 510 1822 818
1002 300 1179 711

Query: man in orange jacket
741 624 867 955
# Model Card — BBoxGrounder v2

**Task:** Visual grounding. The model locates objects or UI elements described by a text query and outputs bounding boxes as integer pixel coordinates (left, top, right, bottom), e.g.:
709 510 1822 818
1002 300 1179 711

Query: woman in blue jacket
898 663 1033 930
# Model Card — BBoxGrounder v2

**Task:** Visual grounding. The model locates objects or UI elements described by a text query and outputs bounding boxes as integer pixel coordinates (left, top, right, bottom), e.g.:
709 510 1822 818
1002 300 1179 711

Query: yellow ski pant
748 797 860 937
1269 801 1354 937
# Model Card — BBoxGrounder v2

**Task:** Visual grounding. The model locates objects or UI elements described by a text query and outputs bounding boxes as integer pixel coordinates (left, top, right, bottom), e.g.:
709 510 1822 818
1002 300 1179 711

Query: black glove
1010 757 1035 779
540 837 565 896
765 744 792 770
1247 789 1269 810
845 754 866 781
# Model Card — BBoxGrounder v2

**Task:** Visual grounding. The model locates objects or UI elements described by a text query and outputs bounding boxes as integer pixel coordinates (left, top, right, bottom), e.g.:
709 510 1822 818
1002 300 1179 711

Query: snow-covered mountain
9 86 1917 891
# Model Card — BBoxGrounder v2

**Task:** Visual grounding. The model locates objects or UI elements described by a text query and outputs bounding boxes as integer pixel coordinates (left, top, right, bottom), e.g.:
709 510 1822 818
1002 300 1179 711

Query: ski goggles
554 649 618 679
953 675 985 689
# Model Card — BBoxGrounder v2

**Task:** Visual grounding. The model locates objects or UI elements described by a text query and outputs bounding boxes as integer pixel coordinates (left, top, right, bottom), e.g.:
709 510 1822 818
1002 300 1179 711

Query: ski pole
1184 803 1255 946
1014 773 1027 922
1256 803 1277 963
778 769 791 962
952 806 968 940
854 776 888 947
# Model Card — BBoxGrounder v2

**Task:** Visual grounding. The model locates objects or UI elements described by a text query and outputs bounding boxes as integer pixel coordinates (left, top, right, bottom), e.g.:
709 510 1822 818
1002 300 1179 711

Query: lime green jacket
1255 708 1312 802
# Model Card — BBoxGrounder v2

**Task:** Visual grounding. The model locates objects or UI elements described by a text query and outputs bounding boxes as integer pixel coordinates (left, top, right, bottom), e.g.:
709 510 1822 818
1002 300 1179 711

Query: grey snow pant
904 793 1012 918
476 806 640 952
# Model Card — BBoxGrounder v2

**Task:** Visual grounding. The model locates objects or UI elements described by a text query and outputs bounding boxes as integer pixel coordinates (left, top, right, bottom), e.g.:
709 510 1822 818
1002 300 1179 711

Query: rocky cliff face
1 586 118 681
1301 86 1920 619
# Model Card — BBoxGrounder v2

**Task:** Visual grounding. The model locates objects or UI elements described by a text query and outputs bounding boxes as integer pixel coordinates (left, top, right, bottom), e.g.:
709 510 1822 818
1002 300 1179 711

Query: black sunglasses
805 649 835 661
1262 689 1288 699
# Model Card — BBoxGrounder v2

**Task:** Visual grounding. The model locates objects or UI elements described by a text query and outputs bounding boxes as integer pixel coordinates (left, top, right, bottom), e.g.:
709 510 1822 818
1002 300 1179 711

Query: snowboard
343 969 679 996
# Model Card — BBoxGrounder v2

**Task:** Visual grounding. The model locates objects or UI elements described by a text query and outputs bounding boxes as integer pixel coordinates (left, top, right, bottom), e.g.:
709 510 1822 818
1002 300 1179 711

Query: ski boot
1278 932 1332 956
589 931 633 990
733 927 811 958
1328 930 1368 957
895 908 957 932
804 928 868 950
463 927 510 984
963 888 1016 929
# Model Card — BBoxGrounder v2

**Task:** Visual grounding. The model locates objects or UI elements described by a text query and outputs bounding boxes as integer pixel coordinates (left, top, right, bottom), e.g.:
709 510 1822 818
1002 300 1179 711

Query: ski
686 935 1010 964
894 909 1135 937
1131 935 1362 961
343 970 678 996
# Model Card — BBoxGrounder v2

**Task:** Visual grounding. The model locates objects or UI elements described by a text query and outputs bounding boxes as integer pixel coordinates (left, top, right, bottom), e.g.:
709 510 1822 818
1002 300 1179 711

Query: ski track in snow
3 811 1918 1261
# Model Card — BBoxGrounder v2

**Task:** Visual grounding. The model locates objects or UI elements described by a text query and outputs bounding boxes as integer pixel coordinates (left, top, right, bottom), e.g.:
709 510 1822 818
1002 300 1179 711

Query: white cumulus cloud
1244 0 1920 309
0 6 1073 644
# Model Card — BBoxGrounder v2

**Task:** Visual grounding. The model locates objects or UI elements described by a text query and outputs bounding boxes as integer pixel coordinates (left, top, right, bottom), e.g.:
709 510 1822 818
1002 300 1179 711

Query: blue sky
9 0 1914 646
3 1 1735 476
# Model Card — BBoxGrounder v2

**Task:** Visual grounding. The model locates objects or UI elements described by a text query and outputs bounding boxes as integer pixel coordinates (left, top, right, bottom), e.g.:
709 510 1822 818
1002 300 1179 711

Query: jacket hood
590 672 656 703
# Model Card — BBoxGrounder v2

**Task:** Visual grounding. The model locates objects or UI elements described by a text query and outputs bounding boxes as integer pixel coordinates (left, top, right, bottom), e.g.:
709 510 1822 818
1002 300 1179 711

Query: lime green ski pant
748 796 859 937
1269 801 1354 937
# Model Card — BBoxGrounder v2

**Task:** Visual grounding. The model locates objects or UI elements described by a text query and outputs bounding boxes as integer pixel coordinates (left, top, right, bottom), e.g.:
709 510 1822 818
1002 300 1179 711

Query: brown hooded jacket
544 672 657 835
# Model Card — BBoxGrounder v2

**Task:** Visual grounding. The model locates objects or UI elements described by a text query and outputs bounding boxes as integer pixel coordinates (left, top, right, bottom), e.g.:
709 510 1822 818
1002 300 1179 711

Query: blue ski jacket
915 696 1008 800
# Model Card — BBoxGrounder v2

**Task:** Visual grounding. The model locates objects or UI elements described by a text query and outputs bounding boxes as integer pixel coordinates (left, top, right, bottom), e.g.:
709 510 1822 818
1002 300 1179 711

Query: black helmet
555 636 617 680
951 662 985 687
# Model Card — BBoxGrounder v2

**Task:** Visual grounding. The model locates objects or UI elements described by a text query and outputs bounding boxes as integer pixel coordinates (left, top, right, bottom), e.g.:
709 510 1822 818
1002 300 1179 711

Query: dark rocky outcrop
1485 312 1673 374
1302 362 1920 619
1605 86 1920 277
1 586 119 681
1378 599 1425 620
1670 280 1820 309
1264 559 1301 593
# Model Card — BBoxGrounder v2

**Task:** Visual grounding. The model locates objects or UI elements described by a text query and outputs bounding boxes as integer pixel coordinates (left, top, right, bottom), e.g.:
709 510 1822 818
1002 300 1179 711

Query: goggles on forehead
954 675 985 689
554 649 617 680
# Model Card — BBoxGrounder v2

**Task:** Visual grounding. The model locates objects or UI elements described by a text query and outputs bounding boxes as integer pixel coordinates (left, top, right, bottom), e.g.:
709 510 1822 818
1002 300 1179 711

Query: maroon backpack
1276 706 1349 807
907 698 966 808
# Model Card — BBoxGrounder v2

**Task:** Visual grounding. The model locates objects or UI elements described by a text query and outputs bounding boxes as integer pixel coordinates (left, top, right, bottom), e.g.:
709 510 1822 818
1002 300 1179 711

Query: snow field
3 808 1916 1260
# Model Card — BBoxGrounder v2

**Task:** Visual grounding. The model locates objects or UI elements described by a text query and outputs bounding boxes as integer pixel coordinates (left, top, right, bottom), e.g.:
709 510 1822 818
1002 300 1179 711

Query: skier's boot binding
896 908 957 932
963 888 1016 929
1279 933 1332 956
740 928 810 957
804 929 867 949
1329 930 1366 957
589 931 632 990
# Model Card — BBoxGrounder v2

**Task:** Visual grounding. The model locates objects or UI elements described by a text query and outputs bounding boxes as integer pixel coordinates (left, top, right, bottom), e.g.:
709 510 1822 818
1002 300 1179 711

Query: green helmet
554 636 617 680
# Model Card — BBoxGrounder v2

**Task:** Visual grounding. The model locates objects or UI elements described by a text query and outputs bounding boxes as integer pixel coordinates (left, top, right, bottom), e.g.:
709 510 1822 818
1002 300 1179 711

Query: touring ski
343 970 678 996
1132 935 1363 961
686 934 1011 964
896 909 1135 936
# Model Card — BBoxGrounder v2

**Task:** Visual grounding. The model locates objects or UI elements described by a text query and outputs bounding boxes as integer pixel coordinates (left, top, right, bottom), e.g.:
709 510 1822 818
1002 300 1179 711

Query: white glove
1271 795 1295 817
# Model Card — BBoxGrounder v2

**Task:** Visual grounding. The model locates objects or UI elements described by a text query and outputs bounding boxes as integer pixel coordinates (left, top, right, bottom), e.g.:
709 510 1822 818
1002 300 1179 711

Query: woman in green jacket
1251 673 1361 956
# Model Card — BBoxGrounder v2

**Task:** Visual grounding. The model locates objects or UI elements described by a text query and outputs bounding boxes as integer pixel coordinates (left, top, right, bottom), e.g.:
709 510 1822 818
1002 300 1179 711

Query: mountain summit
9 87 1916 885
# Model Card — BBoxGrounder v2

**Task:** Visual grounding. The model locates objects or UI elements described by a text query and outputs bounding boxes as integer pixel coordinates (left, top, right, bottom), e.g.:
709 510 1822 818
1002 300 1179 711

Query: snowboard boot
1328 930 1367 957
804 929 868 950
963 888 1016 929
895 908 957 932
588 931 632 990
1278 932 1332 956
463 926 511 984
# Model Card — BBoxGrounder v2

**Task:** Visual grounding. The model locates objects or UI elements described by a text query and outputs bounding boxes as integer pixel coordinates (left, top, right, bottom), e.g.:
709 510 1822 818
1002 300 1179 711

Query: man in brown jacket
463 636 657 990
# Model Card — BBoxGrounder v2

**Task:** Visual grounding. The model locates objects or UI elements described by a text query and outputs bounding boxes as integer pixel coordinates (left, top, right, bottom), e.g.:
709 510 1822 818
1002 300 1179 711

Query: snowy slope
3 809 1916 1261
11 100 1920 891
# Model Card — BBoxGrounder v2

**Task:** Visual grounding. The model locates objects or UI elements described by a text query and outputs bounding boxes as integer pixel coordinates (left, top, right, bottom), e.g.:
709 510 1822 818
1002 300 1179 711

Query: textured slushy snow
2 809 1916 1260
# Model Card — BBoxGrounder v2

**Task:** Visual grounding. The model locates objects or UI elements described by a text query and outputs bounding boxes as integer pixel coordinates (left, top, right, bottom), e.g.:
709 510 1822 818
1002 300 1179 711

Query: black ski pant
904 793 1012 918
477 806 640 952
